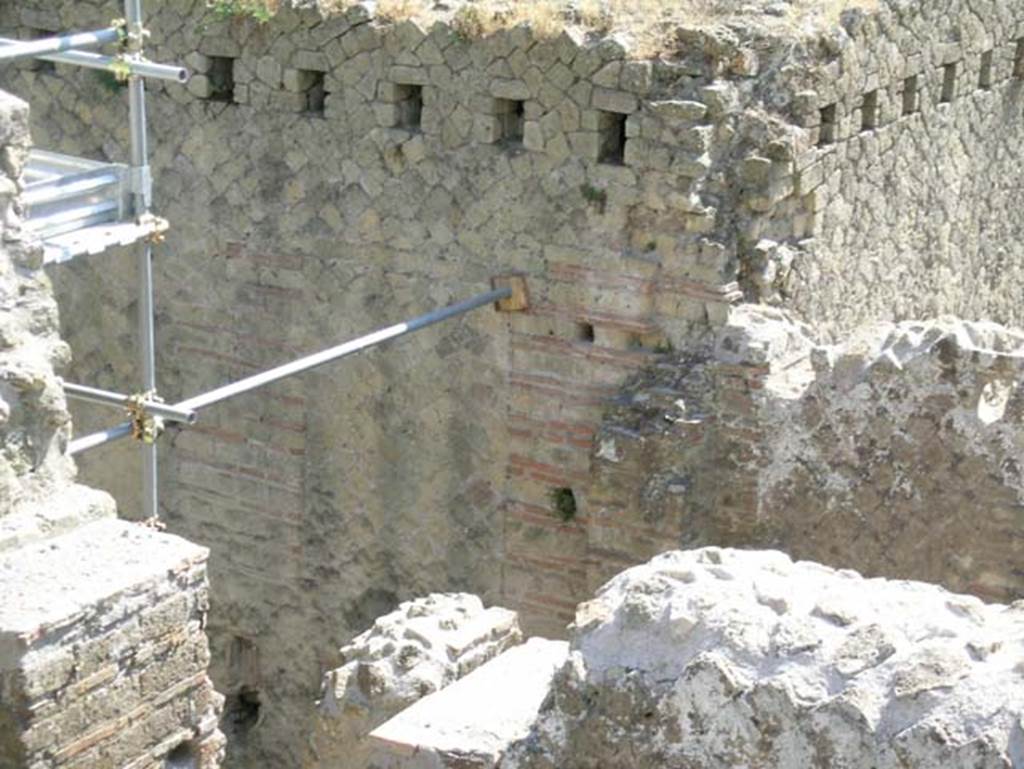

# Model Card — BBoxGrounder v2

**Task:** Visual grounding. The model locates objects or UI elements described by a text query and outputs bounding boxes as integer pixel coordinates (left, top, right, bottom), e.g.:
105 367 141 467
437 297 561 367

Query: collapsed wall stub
593 310 1024 601
0 90 224 768
0 0 1021 766
305 593 521 769
503 548 1024 769
360 549 1024 768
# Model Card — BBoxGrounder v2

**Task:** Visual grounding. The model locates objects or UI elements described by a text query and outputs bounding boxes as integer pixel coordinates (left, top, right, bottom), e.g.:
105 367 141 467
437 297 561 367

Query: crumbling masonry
0 92 223 768
0 0 1022 766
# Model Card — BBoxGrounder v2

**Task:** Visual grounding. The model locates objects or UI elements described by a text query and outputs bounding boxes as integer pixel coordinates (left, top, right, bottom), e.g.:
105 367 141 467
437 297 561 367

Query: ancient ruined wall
0 89 224 769
503 548 1024 769
3 1 1023 766
757 1 1024 334
594 309 1024 605
0 4 769 766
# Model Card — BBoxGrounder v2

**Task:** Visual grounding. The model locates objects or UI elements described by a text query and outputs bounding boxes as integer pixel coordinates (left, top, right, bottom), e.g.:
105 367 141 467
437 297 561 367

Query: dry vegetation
387 0 879 53
224 0 880 53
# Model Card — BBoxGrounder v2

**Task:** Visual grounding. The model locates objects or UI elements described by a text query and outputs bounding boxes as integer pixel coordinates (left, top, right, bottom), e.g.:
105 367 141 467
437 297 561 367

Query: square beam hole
297 70 326 115
940 62 958 103
818 103 837 145
207 56 236 103
597 110 627 165
495 98 525 144
576 322 595 343
28 29 57 74
395 83 423 130
860 90 878 131
978 50 993 90
901 75 919 115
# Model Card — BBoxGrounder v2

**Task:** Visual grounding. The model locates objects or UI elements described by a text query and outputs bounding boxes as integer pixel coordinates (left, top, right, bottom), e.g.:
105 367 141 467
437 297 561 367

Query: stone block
490 78 531 100
592 87 637 114
307 594 522 769
0 519 223 769
282 68 318 93
389 66 429 85
368 639 567 769
523 121 545 152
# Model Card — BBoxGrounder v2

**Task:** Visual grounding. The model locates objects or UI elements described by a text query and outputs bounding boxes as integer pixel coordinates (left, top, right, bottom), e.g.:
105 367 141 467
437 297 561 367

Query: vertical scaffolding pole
125 0 159 520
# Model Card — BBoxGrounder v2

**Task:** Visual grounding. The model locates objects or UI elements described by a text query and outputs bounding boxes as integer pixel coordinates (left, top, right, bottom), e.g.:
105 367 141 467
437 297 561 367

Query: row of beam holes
199 56 327 116
820 41 1024 147
195 62 628 163
393 84 627 164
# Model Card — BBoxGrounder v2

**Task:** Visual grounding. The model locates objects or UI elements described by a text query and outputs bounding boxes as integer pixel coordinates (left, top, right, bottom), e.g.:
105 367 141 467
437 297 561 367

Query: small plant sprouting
550 487 577 523
653 339 675 354
209 0 276 24
580 183 607 213
94 70 127 94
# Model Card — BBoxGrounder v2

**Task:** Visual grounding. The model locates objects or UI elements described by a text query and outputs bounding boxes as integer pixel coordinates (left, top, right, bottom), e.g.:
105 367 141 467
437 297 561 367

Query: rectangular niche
901 75 919 115
495 98 525 145
597 110 627 165
395 83 423 131
860 90 878 131
294 69 326 115
27 29 57 74
1015 39 1024 79
940 62 958 103
818 103 837 145
207 55 236 103
978 50 994 90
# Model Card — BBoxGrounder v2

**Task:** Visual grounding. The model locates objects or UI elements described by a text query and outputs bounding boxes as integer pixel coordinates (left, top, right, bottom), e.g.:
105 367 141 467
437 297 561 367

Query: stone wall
503 548 1024 769
778 2 1024 334
1 1 1022 766
594 310 1024 604
306 593 521 769
0 89 224 768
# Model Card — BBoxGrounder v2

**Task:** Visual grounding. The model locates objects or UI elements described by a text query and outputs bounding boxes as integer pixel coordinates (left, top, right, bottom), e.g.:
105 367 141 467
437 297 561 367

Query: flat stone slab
368 638 568 768
0 517 209 654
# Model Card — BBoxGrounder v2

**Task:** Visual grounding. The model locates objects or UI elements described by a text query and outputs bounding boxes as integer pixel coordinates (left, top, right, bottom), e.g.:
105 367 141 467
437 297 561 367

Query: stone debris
501 547 1024 769
0 91 225 769
305 593 522 768
1 0 1022 764
368 638 568 769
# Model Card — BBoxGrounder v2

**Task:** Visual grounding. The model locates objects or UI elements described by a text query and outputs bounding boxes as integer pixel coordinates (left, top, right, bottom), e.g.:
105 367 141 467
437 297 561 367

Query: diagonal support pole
67 286 512 456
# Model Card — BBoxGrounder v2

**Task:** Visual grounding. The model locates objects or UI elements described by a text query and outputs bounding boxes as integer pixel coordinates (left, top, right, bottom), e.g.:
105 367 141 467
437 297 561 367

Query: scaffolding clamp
126 390 165 444
120 18 149 54
111 18 128 42
139 213 169 244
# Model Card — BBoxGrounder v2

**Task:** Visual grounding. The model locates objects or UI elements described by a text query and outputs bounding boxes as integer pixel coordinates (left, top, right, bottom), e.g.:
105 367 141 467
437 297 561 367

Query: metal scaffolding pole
0 42 190 82
63 382 197 424
67 286 512 456
123 0 159 520
0 27 123 63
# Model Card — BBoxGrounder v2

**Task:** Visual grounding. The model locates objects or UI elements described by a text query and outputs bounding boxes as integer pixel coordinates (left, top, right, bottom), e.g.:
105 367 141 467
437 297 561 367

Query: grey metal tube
0 27 122 63
32 48 188 83
68 287 511 455
178 287 512 412
125 0 159 520
68 422 134 455
63 382 197 424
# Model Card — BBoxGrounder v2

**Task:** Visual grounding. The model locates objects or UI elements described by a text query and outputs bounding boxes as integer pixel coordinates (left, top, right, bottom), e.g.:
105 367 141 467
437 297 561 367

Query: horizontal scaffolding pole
68 422 134 456
0 40 189 82
67 286 512 456
63 382 197 424
0 27 123 63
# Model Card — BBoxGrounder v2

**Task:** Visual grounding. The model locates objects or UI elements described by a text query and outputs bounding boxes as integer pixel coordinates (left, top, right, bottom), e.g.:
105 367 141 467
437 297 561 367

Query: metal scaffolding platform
23 149 168 263
0 3 518 521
